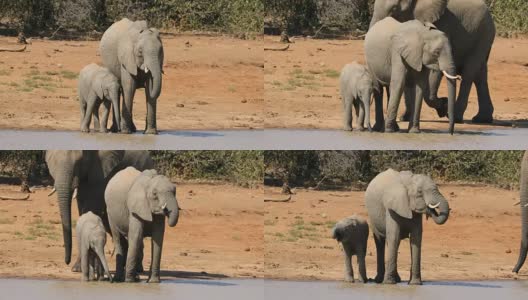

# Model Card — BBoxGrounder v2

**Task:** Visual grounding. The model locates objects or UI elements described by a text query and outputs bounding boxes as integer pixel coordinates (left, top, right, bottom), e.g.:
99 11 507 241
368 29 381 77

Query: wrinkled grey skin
365 17 457 134
45 150 154 271
513 151 528 273
105 167 180 283
339 62 379 131
365 169 450 285
370 0 495 124
99 18 164 134
76 212 112 282
78 63 121 133
332 215 369 283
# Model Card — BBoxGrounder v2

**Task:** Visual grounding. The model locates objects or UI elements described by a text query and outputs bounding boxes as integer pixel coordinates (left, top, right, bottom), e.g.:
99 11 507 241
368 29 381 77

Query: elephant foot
434 97 448 118
71 261 81 273
81 127 90 133
385 122 400 133
374 275 384 283
125 275 140 283
131 123 137 133
344 275 354 283
99 128 109 134
472 113 493 124
81 276 89 282
372 123 384 132
409 278 423 285
357 126 366 132
395 273 402 283
408 126 421 134
147 276 161 283
136 264 144 273
113 274 125 282
383 277 397 284
120 128 133 134
144 127 158 135
109 123 119 133
343 126 353 132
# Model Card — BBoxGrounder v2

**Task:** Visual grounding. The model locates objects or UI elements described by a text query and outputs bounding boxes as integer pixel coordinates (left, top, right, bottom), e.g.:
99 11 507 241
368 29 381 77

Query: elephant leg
99 100 111 133
423 70 448 118
473 64 494 123
355 99 365 131
81 94 97 133
120 70 137 134
373 233 385 283
110 89 122 133
79 98 86 129
384 214 401 284
111 227 126 282
125 217 143 282
137 239 145 273
373 87 385 132
364 95 372 132
386 63 407 132
409 218 423 285
71 256 81 273
400 86 414 122
88 251 96 281
343 96 353 131
93 101 101 132
148 215 165 283
144 91 158 135
81 246 89 281
453 77 473 123
357 247 368 283
409 80 425 133
342 244 354 282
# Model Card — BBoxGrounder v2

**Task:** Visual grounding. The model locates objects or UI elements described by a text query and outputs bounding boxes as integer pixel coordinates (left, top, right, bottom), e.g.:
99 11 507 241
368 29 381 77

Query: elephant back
365 169 400 237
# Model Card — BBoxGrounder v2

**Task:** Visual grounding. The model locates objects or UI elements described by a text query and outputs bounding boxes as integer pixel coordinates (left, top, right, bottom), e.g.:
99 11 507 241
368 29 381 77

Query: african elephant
365 169 450 285
369 0 495 124
513 151 528 273
45 150 154 269
76 212 112 282
105 167 180 283
365 17 458 133
332 215 369 283
78 63 121 133
99 18 164 134
339 62 379 131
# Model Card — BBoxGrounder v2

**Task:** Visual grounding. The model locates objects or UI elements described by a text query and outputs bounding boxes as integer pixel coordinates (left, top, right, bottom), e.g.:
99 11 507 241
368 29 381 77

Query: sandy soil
264 36 528 132
0 35 263 131
0 183 263 280
264 184 528 281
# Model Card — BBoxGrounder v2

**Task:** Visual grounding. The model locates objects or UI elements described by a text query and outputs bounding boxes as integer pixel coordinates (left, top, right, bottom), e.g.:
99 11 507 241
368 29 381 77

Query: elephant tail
513 152 528 273
332 226 344 242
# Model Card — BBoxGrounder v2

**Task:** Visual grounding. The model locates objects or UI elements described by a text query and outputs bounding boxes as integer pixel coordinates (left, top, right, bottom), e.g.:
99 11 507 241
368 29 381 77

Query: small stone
441 253 449 258
241 99 248 103
504 98 510 102
245 248 251 252
180 252 188 256
506 249 512 253
177 104 184 108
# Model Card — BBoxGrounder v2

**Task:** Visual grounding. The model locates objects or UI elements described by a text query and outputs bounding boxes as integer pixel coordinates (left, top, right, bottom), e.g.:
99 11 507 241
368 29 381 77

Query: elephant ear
393 29 424 72
127 175 153 222
118 27 140 76
382 181 413 219
413 0 448 23
96 151 125 178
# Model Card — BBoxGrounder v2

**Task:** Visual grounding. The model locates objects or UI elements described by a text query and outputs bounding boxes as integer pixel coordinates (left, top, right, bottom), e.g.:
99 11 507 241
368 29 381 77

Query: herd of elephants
340 0 496 134
39 150 528 285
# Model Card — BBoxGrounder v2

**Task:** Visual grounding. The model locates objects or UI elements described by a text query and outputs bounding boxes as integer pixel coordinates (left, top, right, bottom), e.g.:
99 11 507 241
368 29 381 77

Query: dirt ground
0 183 263 280
264 36 528 132
0 34 263 131
264 184 528 281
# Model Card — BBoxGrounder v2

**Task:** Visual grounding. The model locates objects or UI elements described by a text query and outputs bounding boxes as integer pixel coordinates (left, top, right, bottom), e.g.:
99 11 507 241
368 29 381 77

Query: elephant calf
339 62 379 131
76 212 112 282
332 215 369 283
105 167 180 283
78 63 121 133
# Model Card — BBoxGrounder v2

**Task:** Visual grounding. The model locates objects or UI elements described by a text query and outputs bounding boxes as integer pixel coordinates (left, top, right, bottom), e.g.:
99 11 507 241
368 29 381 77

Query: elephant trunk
167 202 179 227
147 63 162 100
55 173 74 265
513 153 528 273
438 42 457 135
429 190 450 225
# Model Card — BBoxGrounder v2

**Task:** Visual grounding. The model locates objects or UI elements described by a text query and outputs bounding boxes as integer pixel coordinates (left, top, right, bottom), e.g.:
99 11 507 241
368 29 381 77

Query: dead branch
264 45 290 51
0 45 26 52
264 195 292 203
0 194 30 201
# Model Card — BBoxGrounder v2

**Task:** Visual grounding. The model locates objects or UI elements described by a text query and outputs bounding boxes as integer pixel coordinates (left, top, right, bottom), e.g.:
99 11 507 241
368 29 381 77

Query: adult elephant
365 169 450 284
365 17 457 133
99 18 164 134
369 0 495 124
45 150 154 267
105 167 180 282
513 151 528 273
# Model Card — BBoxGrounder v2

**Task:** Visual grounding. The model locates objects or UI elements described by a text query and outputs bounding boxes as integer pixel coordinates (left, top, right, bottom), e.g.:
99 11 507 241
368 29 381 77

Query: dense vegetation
0 151 264 189
0 0 263 37
264 0 528 36
265 151 524 190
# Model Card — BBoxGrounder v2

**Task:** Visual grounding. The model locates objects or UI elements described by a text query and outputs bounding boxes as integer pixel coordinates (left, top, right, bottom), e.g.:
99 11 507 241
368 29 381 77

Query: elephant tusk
145 67 149 74
48 187 56 196
428 202 440 209
161 203 167 210
514 201 521 206
442 70 462 81
72 188 78 200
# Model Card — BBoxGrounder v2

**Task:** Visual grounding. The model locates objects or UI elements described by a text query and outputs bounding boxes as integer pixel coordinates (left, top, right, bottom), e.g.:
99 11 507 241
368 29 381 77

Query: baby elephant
339 62 378 131
76 212 112 282
78 63 121 133
332 215 369 283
